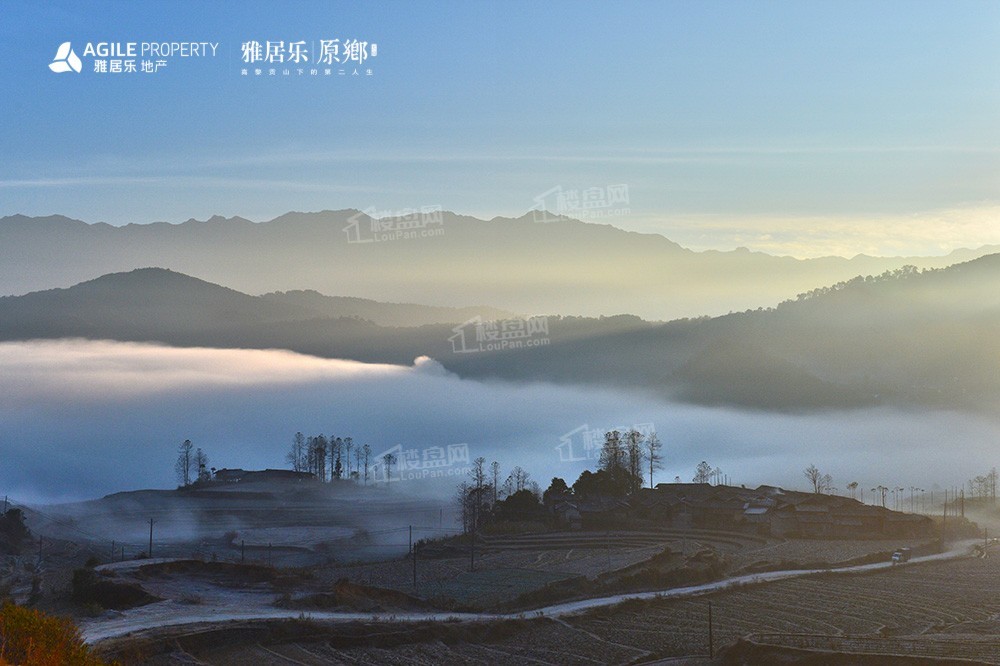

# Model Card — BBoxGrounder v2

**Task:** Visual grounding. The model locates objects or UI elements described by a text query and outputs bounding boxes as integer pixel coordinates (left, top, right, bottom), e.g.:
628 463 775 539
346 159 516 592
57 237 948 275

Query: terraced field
119 545 1000 665
311 528 771 606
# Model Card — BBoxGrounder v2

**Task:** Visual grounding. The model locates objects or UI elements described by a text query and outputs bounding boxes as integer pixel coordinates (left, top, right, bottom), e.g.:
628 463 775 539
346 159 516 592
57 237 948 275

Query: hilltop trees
454 458 540 533
490 460 501 505
284 432 377 485
174 439 211 486
194 448 210 482
588 429 647 497
804 464 833 494
175 439 194 487
382 452 397 482
693 460 714 484
968 468 998 501
543 477 569 503
623 429 644 492
330 437 344 479
452 428 671 531
361 443 372 485
344 437 354 477
286 432 307 472
645 433 663 489
308 435 328 480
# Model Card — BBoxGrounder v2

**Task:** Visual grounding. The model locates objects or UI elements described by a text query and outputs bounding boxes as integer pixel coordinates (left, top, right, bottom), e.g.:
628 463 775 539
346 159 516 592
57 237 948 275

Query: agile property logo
49 42 82 73
46 40 219 76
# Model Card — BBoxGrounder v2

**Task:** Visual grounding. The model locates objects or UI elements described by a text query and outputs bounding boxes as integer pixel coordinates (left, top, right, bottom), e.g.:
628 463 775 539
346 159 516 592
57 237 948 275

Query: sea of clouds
2 339 998 505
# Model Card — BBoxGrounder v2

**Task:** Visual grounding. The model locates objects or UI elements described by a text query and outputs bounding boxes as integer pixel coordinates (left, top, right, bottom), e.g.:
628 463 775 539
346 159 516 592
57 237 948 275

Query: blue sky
1 0 998 256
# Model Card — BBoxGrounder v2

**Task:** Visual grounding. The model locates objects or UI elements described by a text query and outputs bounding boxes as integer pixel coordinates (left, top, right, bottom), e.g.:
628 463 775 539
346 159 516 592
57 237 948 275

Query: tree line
286 432 375 483
174 439 210 487
173 433 380 487
455 428 664 532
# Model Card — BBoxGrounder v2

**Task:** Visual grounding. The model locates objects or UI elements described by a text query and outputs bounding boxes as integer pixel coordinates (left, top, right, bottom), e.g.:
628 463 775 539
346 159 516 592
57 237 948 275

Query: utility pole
241 540 245 564
469 531 475 572
37 536 43 568
412 542 418 589
409 525 412 555
111 540 115 563
3 495 7 514
148 518 155 558
708 600 714 659
943 489 948 533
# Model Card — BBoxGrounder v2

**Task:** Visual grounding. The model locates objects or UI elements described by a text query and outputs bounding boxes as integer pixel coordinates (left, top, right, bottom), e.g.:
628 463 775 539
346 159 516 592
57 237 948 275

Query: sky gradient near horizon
1 0 998 257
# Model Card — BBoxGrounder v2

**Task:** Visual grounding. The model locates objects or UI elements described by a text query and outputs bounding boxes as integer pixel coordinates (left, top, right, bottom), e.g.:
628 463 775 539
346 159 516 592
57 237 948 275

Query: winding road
81 539 980 644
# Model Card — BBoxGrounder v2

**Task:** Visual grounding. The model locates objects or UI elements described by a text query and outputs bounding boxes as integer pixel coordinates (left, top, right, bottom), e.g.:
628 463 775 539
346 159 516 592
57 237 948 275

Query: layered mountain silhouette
0 268 511 342
3 211 997 320
1 258 998 411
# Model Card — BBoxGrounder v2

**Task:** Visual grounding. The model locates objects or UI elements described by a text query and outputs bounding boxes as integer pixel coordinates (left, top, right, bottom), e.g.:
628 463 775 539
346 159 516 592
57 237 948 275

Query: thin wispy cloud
0 176 381 193
635 204 1000 258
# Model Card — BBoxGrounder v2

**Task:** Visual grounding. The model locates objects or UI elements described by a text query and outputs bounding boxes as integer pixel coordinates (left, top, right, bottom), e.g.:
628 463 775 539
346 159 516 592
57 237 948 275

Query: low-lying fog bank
2 339 998 506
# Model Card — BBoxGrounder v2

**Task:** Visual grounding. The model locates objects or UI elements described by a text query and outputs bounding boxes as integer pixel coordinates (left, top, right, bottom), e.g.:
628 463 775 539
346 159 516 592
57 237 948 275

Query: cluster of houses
548 483 933 538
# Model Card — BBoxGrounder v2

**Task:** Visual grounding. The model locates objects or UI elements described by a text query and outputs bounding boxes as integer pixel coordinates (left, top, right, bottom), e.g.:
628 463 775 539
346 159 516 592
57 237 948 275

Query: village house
545 481 933 538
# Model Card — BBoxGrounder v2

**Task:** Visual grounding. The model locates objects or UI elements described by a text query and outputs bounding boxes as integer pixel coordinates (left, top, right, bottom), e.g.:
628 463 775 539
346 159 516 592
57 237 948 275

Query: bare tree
344 437 354 477
804 464 832 494
644 432 663 489
286 432 306 472
194 448 210 482
456 481 471 533
509 466 530 493
308 435 328 481
624 429 645 494
490 461 501 506
470 457 486 530
175 439 193 487
599 430 624 473
361 443 372 485
329 437 343 480
382 452 397 484
693 460 713 484
502 474 515 498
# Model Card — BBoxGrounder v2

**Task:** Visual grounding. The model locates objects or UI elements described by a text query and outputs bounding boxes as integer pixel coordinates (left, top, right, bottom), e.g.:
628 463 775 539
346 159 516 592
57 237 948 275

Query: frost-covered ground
80 539 980 644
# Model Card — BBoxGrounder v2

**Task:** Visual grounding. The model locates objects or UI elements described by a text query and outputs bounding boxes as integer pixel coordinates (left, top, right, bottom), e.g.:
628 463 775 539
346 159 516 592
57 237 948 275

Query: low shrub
0 601 110 665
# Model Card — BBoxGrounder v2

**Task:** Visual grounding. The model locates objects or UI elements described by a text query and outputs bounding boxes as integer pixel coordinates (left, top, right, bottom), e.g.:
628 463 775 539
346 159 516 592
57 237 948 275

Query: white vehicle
891 548 912 564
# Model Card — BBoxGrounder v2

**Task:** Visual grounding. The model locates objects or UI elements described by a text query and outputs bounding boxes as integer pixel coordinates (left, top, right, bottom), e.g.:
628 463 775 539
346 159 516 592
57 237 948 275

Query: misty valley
1 210 999 665
5 2 999 662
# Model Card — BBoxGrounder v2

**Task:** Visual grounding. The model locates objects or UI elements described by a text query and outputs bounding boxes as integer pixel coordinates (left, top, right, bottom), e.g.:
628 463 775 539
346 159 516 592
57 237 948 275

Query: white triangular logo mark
49 42 82 73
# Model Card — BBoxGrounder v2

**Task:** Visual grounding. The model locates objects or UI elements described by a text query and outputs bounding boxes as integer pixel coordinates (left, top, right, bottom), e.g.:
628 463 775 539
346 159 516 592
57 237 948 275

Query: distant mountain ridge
0 268 513 338
2 211 996 319
1 258 998 412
